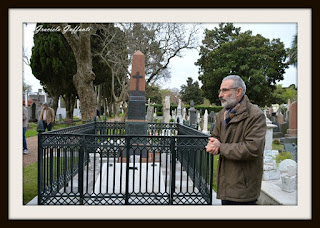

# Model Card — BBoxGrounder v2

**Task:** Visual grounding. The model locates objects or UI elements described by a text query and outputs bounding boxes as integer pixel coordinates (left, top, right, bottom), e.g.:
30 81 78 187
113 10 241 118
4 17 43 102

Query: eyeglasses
218 87 238 94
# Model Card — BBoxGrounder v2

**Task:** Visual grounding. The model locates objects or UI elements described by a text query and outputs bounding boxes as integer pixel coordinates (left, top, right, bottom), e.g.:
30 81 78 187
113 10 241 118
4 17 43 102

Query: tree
160 88 180 105
30 23 77 117
272 84 297 104
146 83 162 104
180 77 204 105
92 23 199 118
196 23 289 107
288 34 297 67
60 23 97 122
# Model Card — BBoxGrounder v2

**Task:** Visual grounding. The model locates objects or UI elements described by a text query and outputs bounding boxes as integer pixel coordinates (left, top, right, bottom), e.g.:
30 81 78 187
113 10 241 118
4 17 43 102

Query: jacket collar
227 95 250 124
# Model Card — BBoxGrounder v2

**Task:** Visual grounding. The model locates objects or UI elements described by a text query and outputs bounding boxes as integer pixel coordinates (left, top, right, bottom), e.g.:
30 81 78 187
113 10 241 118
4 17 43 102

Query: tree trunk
63 94 75 119
61 23 96 123
96 84 102 115
52 95 59 118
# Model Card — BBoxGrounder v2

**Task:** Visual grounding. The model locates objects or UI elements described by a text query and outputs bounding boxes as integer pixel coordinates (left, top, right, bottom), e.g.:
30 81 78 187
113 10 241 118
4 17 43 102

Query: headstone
146 98 153 122
164 96 170 123
209 111 215 123
177 99 182 123
182 108 186 121
277 111 284 125
202 109 209 134
31 103 36 122
283 143 297 161
286 101 297 137
189 100 196 128
172 108 176 123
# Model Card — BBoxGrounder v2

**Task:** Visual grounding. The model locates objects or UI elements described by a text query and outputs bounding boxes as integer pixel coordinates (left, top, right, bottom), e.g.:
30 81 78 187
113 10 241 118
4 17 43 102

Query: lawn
23 162 38 204
26 121 83 138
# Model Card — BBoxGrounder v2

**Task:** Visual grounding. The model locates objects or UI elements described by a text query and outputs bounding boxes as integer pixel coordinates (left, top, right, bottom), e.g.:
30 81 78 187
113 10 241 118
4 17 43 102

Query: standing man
23 104 28 155
206 75 266 205
39 102 55 131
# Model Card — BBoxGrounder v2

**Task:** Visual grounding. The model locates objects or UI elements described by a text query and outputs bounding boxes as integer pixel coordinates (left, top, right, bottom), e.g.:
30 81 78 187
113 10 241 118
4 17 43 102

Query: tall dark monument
125 51 148 160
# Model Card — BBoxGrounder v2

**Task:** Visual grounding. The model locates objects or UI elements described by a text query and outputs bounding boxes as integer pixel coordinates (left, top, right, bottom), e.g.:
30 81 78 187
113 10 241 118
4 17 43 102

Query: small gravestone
189 100 196 128
164 96 170 123
146 98 153 122
202 109 209 134
209 111 215 123
182 108 186 121
177 99 182 123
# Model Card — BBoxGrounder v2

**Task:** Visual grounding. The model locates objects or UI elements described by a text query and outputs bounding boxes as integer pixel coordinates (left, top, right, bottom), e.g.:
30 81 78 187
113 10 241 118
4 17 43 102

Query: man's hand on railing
205 137 221 155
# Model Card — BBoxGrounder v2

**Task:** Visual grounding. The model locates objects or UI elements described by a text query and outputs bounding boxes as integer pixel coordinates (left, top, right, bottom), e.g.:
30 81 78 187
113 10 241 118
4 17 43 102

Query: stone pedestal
265 117 277 150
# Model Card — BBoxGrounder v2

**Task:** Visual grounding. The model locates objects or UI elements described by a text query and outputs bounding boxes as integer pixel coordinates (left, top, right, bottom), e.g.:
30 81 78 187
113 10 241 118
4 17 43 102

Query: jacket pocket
242 167 248 188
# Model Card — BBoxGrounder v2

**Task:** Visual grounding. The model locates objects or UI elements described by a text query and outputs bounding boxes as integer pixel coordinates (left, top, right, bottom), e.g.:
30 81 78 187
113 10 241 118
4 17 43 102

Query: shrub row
148 104 223 115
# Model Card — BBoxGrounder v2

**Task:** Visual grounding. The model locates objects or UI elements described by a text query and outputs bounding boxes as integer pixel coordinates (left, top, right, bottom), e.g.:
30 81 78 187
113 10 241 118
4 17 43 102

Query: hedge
147 104 223 115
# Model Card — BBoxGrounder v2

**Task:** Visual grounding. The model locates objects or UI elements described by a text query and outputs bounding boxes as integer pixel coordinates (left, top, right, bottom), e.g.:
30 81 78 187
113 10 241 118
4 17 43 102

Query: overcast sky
23 22 297 93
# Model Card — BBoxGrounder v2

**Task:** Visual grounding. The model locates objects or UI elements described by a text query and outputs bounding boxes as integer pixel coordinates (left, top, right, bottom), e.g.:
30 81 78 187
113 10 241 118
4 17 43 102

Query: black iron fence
37 122 213 205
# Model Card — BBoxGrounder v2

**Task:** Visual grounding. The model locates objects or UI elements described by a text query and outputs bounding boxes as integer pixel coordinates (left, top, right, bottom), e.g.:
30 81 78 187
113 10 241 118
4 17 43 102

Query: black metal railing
38 121 213 205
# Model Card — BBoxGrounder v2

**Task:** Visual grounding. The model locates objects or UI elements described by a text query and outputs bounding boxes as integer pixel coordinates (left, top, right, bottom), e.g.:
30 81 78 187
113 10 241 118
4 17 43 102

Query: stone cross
133 72 143 91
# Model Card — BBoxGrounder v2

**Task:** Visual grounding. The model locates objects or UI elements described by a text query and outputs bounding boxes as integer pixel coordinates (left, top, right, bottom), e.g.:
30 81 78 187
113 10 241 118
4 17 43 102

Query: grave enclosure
37 121 213 205
37 51 213 205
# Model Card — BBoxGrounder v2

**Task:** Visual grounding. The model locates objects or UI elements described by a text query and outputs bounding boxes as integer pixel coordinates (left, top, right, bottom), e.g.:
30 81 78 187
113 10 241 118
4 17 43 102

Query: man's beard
220 93 238 109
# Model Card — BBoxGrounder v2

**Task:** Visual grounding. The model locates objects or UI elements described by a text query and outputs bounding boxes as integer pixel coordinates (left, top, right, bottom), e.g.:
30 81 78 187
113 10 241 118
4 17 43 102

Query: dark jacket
212 95 266 202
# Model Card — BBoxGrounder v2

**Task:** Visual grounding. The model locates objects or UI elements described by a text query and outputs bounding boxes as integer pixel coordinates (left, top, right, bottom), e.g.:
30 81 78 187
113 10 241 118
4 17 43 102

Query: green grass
26 121 83 138
212 155 219 192
272 141 285 151
23 162 38 205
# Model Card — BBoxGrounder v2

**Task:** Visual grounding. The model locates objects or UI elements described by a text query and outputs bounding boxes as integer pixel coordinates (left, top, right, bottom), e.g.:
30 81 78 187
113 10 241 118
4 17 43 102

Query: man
23 104 28 155
39 102 55 131
206 75 266 205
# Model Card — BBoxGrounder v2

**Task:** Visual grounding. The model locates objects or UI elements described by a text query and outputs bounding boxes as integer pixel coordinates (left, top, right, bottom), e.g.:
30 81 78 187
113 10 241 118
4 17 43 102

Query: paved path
23 136 38 167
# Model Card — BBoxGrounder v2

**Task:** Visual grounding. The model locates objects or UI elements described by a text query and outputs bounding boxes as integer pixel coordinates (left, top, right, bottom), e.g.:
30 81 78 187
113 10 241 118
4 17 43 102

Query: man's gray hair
222 75 246 96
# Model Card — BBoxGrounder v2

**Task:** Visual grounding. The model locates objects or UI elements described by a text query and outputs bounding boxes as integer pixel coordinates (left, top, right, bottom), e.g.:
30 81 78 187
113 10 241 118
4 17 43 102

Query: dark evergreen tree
30 23 77 118
180 77 204 105
196 23 289 106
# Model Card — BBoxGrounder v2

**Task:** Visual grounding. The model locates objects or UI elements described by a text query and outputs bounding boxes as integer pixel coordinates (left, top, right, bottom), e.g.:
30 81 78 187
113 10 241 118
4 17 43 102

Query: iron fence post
169 137 176 205
209 153 214 205
79 135 85 205
37 132 43 205
125 136 130 205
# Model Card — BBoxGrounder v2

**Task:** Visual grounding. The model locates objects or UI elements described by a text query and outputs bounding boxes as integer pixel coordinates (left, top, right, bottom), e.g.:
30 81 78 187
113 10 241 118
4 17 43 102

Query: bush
169 118 174 122
156 112 163 116
275 151 293 164
273 139 281 145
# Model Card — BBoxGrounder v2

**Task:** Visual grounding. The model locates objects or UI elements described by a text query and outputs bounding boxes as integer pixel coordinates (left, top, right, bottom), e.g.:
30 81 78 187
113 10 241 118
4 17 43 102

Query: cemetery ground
23 121 286 205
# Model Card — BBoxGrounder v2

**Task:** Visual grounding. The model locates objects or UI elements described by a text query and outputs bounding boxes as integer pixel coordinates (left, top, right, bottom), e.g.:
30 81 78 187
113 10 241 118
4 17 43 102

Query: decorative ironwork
38 121 213 205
